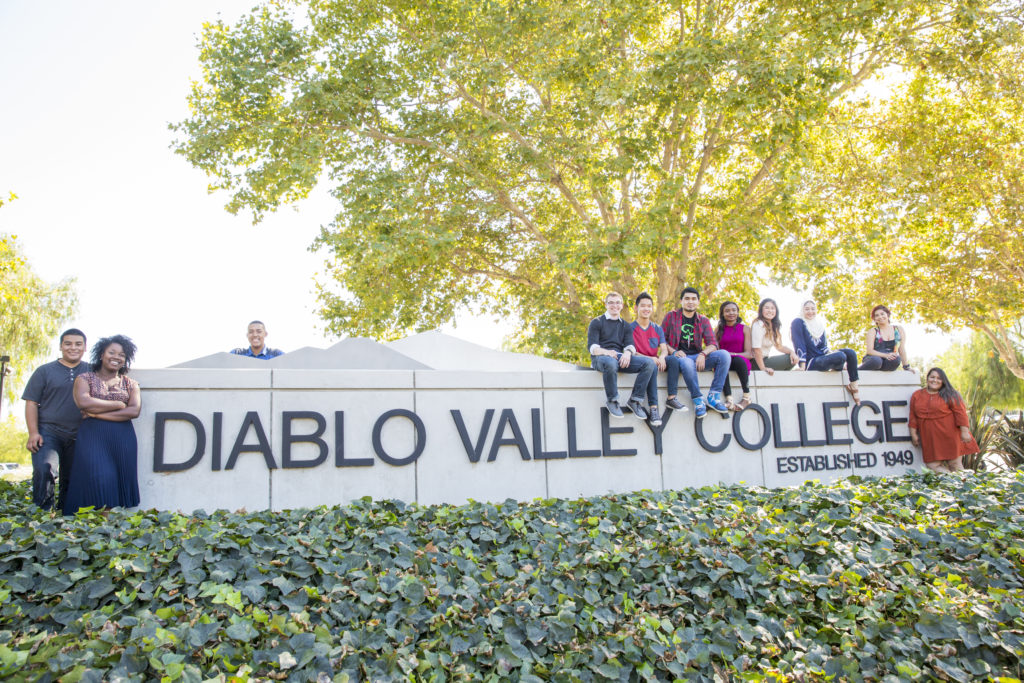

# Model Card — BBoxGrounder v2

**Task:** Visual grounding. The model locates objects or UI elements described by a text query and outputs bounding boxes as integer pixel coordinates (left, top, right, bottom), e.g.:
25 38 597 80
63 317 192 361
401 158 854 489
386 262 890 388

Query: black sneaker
666 397 688 412
647 405 662 427
606 400 624 418
627 399 648 420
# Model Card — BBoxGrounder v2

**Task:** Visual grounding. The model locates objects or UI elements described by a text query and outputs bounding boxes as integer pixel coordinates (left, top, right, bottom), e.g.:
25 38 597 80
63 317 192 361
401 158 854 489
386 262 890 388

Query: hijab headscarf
801 300 827 343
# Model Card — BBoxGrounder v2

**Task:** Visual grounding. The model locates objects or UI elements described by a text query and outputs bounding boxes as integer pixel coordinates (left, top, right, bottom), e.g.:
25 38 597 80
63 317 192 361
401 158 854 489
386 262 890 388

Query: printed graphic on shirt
679 320 695 350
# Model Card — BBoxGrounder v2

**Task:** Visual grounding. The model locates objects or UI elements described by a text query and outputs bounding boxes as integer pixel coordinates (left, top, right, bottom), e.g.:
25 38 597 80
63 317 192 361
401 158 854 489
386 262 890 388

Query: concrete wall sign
134 335 921 511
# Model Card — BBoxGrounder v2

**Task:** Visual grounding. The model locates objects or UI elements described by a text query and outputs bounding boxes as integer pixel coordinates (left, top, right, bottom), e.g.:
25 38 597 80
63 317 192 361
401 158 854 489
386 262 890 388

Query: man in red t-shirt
630 293 687 424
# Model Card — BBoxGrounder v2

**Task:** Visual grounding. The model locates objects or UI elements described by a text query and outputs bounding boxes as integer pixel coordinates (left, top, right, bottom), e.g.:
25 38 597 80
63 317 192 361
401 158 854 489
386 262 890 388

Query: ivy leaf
399 578 426 605
225 621 259 642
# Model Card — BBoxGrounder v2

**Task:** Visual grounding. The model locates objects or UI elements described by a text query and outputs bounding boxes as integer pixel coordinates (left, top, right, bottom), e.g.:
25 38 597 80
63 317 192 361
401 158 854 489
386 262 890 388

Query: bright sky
0 1 961 405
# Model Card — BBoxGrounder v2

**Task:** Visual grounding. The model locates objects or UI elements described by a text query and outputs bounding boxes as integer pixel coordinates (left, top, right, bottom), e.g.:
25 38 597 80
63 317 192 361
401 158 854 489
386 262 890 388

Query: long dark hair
715 301 742 341
754 298 782 347
91 335 137 376
926 367 964 408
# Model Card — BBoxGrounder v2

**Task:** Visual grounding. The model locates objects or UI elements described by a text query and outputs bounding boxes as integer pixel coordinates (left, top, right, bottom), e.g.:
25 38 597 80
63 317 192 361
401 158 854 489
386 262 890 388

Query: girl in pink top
715 301 753 411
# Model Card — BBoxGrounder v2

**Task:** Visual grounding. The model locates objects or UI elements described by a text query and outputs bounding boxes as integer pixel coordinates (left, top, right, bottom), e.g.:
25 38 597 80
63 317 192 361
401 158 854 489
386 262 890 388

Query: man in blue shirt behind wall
230 320 284 359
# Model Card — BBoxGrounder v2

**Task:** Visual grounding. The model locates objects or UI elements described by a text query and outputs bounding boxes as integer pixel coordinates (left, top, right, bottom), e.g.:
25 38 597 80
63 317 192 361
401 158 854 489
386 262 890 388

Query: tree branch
450 80 594 224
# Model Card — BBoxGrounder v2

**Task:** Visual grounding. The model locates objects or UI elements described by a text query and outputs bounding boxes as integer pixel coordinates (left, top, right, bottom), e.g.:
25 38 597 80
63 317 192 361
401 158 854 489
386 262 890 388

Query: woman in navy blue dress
62 335 141 514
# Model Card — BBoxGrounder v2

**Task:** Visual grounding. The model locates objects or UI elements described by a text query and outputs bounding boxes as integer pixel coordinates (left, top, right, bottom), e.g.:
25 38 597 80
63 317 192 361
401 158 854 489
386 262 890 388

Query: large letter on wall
153 412 205 473
226 412 278 470
373 409 425 466
282 411 329 468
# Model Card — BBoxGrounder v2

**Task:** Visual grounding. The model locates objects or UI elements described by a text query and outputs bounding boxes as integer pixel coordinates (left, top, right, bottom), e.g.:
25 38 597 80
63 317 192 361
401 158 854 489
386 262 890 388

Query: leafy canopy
173 0 1001 361
789 15 1024 378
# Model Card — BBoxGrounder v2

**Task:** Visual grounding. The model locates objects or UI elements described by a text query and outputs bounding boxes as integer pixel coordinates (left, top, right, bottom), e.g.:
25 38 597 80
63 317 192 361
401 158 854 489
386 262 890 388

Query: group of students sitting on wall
586 287 912 427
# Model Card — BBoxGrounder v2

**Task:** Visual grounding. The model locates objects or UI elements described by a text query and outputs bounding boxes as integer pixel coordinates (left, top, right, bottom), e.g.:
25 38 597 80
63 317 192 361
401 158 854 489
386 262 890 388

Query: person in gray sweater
586 292 658 423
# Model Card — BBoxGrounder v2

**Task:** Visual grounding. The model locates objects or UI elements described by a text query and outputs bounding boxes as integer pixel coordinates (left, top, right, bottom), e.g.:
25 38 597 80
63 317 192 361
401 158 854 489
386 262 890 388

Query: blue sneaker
706 391 729 415
692 396 707 419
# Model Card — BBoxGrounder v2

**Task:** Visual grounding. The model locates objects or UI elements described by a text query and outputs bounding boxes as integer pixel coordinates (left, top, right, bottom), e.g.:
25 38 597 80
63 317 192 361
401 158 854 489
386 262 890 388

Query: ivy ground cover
2 472 1023 682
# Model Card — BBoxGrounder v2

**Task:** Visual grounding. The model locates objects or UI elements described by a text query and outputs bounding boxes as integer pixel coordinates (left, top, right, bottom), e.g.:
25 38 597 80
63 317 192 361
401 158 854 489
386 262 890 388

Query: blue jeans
32 427 76 510
664 355 682 397
591 354 657 404
807 349 859 382
676 349 731 398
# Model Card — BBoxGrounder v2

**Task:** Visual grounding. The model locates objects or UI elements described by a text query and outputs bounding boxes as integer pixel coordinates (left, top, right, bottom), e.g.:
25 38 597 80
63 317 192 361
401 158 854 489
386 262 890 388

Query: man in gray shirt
22 328 91 510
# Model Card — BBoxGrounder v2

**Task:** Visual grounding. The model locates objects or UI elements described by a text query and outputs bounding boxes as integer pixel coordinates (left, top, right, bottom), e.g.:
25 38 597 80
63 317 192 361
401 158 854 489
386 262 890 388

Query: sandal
731 398 750 412
845 384 861 406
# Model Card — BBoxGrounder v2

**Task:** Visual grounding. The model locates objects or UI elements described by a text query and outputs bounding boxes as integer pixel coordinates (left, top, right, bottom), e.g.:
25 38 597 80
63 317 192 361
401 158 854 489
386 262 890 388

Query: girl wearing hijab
790 300 861 405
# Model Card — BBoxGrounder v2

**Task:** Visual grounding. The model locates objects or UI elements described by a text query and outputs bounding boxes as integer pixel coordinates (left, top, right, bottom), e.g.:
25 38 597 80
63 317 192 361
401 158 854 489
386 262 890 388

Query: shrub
1 473 1023 681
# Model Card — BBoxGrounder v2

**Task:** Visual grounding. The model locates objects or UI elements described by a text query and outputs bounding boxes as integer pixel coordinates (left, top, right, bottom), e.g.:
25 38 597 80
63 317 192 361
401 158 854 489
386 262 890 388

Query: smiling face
636 297 653 321
803 301 817 319
761 301 777 321
872 308 890 326
926 370 944 392
60 335 86 365
604 295 624 319
247 323 268 351
102 343 126 374
722 303 739 325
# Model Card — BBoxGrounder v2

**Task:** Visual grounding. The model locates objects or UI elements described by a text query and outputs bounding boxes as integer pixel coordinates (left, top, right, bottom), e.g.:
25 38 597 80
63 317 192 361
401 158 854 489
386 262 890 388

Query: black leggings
722 356 750 401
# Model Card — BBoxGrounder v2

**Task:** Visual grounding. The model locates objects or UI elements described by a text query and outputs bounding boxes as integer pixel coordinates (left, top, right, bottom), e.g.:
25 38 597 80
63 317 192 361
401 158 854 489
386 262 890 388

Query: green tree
0 194 78 403
793 22 1024 378
937 331 1024 410
0 192 22 277
175 0 1013 361
0 416 30 466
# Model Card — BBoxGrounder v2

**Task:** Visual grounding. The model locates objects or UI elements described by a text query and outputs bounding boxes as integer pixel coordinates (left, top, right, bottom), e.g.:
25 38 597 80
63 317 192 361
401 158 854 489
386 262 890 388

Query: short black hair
680 286 700 300
248 320 266 327
90 335 137 376
635 292 653 307
60 328 86 344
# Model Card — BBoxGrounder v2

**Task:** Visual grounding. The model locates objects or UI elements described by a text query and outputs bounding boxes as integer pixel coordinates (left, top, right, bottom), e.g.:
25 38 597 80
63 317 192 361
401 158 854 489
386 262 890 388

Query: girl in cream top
749 298 799 374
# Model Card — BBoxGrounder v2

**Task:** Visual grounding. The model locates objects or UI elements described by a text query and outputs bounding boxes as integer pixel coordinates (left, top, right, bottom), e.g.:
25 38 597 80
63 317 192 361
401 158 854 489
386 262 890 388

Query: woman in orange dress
909 367 979 473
